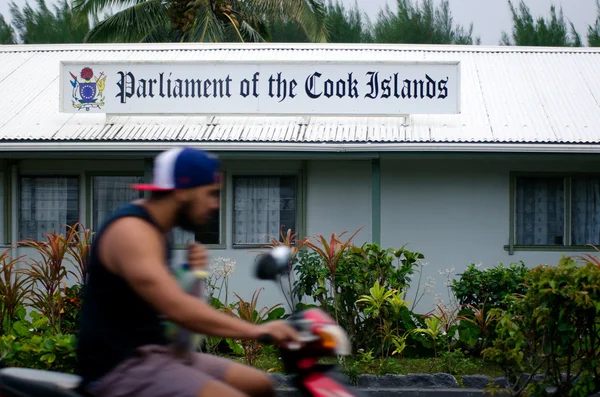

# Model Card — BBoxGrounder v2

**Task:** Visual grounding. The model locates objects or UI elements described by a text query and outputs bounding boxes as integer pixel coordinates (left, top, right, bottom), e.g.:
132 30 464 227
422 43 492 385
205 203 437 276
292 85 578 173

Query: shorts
86 345 232 397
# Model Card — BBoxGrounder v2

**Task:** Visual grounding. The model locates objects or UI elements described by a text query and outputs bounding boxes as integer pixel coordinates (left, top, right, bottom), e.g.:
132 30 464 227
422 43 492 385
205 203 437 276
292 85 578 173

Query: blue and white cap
131 147 221 191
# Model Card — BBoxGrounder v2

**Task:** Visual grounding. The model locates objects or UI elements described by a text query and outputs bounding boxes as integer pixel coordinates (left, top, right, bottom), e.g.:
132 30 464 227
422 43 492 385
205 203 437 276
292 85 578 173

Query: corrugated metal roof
1 42 600 151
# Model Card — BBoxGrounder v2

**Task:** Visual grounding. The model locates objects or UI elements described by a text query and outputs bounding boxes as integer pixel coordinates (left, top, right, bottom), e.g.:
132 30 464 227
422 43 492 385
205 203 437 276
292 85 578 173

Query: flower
210 256 236 279
424 277 436 295
81 67 94 80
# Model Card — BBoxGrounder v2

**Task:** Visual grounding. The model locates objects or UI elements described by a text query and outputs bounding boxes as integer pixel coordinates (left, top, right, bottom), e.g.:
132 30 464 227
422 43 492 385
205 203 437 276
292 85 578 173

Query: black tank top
75 203 172 385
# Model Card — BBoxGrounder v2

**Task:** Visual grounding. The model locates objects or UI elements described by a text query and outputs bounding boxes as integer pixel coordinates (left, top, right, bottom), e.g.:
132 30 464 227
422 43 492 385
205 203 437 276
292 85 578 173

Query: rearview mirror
254 246 292 281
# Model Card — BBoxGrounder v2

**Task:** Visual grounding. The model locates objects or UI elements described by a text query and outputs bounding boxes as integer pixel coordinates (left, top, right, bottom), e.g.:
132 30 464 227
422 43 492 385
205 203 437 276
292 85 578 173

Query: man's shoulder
103 215 161 239
97 216 165 268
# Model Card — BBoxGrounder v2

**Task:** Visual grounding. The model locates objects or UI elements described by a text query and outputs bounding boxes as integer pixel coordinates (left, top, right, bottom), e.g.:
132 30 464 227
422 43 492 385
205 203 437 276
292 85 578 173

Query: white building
0 42 599 313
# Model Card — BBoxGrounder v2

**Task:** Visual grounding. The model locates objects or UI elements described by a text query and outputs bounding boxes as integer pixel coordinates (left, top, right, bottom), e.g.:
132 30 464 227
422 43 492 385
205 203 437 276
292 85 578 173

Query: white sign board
59 61 460 116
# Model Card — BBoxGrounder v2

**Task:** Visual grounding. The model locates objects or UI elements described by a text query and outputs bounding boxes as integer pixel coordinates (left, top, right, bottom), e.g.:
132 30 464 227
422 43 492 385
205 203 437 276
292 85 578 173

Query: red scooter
254 246 365 397
0 246 363 397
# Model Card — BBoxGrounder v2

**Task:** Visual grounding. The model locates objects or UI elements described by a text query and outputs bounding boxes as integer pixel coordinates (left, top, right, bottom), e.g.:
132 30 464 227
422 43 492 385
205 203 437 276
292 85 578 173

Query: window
571 177 600 246
232 175 297 246
172 183 222 246
19 176 79 241
92 176 221 246
92 175 144 229
514 175 600 247
172 209 221 246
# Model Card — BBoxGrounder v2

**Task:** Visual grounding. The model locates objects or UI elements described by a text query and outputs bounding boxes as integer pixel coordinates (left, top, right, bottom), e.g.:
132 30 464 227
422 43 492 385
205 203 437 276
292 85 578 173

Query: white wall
171 159 373 310
3 157 374 313
306 160 372 244
10 158 307 310
380 155 600 314
169 159 305 311
4 154 600 317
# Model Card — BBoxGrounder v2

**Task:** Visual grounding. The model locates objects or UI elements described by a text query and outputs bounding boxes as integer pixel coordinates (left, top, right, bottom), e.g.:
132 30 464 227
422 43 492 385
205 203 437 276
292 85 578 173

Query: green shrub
451 261 529 310
482 256 600 396
451 261 529 353
0 305 76 372
0 301 79 373
0 333 77 372
293 235 424 354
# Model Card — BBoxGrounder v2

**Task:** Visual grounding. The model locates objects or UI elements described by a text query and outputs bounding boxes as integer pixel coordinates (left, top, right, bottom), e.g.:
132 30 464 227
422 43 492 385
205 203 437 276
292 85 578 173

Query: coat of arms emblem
69 67 106 111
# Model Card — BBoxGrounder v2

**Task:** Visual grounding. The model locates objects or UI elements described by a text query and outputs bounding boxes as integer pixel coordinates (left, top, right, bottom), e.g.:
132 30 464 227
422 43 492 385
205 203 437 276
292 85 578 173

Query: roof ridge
2 43 600 55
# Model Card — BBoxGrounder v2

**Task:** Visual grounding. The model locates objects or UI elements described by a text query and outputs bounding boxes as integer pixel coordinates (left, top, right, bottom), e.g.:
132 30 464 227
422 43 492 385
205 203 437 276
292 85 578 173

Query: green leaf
265 307 286 322
33 317 49 329
43 338 55 350
225 338 244 356
12 321 30 337
40 353 56 363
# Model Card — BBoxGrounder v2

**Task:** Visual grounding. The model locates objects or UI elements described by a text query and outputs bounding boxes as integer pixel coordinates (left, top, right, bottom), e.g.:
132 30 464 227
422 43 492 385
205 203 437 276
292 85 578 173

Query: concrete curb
272 373 494 396
272 373 600 396
272 373 495 389
276 388 490 397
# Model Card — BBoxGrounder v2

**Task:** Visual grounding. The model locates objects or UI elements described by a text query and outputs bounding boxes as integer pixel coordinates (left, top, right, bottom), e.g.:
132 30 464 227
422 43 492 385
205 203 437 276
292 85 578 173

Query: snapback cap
132 147 220 191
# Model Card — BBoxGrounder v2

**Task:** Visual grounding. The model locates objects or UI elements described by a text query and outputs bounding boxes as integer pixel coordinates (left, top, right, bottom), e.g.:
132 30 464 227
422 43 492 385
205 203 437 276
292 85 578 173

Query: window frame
171 170 227 250
87 171 227 250
4 167 11 246
86 171 145 230
231 170 304 249
507 171 600 253
17 173 82 242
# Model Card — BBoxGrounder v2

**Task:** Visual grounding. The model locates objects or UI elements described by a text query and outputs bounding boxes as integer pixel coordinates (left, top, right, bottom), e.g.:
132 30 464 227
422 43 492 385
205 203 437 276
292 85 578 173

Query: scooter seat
0 372 82 397
0 368 83 397
0 368 82 389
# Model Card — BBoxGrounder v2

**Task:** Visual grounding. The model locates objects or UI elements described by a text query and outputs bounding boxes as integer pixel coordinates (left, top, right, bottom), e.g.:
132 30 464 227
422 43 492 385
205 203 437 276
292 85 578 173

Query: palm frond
185 5 224 42
83 0 168 42
73 0 136 22
239 17 268 42
140 21 175 42
250 0 328 42
237 20 265 42
222 12 244 41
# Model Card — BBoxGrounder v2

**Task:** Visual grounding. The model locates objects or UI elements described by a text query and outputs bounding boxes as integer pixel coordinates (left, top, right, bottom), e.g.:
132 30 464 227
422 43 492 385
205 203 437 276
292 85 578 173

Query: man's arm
99 216 261 340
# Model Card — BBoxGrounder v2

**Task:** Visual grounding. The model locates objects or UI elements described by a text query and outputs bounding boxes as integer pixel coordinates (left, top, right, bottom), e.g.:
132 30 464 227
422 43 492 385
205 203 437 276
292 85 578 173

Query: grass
226 348 504 381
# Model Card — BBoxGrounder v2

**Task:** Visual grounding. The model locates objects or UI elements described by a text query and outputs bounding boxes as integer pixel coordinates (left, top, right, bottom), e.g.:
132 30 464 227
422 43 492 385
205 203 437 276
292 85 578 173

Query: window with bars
19 176 79 241
514 175 600 247
232 175 297 246
91 175 144 229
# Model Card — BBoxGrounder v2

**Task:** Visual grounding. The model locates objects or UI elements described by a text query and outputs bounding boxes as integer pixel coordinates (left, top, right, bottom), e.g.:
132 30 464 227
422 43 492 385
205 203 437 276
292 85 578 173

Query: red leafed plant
304 226 364 281
65 222 94 285
303 226 364 322
0 248 29 334
259 226 309 265
572 245 600 268
19 224 80 332
222 288 283 366
251 226 310 311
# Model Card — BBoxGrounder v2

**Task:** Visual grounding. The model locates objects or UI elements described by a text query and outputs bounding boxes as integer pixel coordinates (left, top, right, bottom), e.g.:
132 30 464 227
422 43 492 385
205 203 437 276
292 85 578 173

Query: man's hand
254 320 301 345
188 242 208 270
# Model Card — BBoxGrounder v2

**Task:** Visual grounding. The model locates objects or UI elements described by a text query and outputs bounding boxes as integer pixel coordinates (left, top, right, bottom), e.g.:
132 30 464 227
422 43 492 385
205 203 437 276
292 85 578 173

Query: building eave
0 141 598 154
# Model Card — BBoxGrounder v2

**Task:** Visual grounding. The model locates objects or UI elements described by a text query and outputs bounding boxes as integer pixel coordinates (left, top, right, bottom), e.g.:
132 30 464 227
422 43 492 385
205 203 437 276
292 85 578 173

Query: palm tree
500 0 582 47
75 0 328 43
9 0 92 44
0 14 16 44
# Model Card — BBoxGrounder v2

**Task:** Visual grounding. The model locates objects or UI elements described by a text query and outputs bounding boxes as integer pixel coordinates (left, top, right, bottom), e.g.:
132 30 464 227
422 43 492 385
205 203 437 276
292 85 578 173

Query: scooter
255 246 366 397
0 246 364 397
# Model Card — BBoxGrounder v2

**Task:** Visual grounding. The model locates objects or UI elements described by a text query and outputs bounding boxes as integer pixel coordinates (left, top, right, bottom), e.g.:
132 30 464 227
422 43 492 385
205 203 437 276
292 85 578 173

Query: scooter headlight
315 325 352 356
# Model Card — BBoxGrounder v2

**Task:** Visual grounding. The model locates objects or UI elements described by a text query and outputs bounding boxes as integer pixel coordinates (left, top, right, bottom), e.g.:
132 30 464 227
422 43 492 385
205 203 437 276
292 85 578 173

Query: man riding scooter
76 147 300 397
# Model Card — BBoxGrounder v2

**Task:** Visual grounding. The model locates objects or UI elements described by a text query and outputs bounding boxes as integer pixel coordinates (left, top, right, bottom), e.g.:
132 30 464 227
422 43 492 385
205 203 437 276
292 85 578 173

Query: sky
1 0 598 46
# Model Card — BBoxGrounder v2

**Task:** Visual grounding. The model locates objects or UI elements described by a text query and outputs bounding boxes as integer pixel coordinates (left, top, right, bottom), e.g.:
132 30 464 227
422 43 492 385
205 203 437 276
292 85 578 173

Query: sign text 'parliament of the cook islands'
59 61 460 115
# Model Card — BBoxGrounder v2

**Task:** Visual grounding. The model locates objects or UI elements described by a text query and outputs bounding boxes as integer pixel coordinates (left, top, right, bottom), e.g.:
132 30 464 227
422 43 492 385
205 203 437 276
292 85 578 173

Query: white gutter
0 142 598 153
